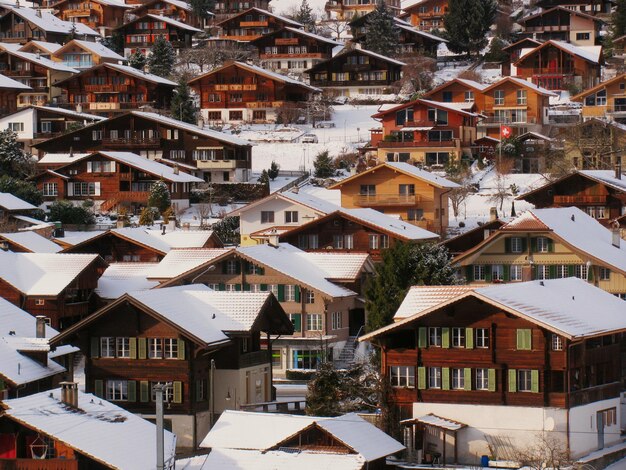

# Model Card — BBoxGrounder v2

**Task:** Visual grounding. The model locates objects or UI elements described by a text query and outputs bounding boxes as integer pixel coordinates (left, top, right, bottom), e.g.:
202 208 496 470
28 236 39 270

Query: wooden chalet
54 62 177 115
452 207 626 299
0 385 176 468
472 135 499 161
33 111 253 184
216 7 302 42
158 243 369 376
0 48 78 108
250 27 340 73
33 150 203 213
349 14 445 57
403 0 448 31
515 131 554 173
115 14 201 57
212 0 270 22
189 60 319 124
0 231 63 253
370 99 480 167
279 208 438 261
62 227 223 262
0 192 39 231
477 77 555 138
328 162 459 234
512 40 603 92
517 6 604 46
0 250 107 329
17 41 62 59
52 0 132 36
440 217 505 257
500 38 542 76
360 278 626 462
558 118 626 169
51 39 126 70
325 0 399 21
0 73 31 115
422 78 487 110
535 0 613 16
306 46 405 97
49 286 293 448
516 169 626 226
0 5 99 44
125 0 200 28
571 72 626 122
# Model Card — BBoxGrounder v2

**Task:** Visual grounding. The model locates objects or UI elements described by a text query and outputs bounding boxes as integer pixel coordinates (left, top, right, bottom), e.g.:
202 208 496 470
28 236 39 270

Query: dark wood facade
216 8 302 42
212 0 270 22
518 6 603 45
53 0 129 34
440 219 505 256
126 0 199 28
115 14 200 56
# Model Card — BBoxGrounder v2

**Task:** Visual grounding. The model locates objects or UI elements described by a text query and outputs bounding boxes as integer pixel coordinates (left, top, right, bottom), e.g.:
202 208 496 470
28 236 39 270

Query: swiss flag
500 125 512 139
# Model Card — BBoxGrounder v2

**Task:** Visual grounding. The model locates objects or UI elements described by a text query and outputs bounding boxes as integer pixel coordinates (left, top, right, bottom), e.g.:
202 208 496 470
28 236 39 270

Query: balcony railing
85 84 129 93
239 350 269 368
569 382 621 408
524 24 569 32
101 137 160 146
353 193 419 206
554 195 607 204
195 159 237 169
275 38 299 45
378 140 458 148
214 84 257 91
240 20 268 27
530 68 577 76
607 105 626 113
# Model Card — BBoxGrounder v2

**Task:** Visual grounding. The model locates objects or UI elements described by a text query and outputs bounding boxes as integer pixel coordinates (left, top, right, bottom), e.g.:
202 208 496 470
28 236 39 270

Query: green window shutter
173 381 183 403
442 367 450 390
530 237 537 252
277 284 285 302
485 265 492 282
465 265 474 282
532 265 538 280
138 337 147 359
442 327 450 348
418 327 427 348
127 381 136 402
508 369 517 392
94 379 103 397
219 283 226 291
464 368 472 391
294 285 301 302
503 265 510 282
465 328 474 349
588 266 594 281
525 330 532 350
291 314 301 332
129 337 137 359
260 284 268 291
568 265 575 276
531 370 539 393
140 381 149 402
488 369 496 392
549 265 556 279
235 284 242 291
516 329 531 350
177 339 185 360
417 367 426 390
243 283 251 291
547 239 554 252
90 337 99 358
504 238 511 253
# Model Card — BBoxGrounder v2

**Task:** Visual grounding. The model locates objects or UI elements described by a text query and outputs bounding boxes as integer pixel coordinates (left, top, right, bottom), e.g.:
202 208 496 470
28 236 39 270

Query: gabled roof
395 20 447 43
515 40 603 65
372 98 479 119
0 231 63 253
0 297 58 338
117 13 202 32
306 46 406 72
516 170 626 201
0 6 100 36
0 48 79 73
129 0 192 12
234 189 339 217
570 72 626 101
95 263 159 299
54 39 126 61
423 78 487 99
146 248 231 280
502 37 542 52
53 0 131 8
54 62 177 87
216 7 303 27
18 40 63 54
0 192 37 211
394 285 478 320
329 162 460 190
0 73 32 90
517 5 605 24
2 388 177 470
0 336 65 386
250 26 342 46
482 76 557 96
301 251 373 280
12 105 106 121
361 278 626 342
98 151 204 183
189 61 320 92
201 410 404 461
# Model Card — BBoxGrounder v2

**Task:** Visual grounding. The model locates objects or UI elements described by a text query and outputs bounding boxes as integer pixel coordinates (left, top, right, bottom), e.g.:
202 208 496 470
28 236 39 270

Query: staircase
334 336 358 370
99 198 119 213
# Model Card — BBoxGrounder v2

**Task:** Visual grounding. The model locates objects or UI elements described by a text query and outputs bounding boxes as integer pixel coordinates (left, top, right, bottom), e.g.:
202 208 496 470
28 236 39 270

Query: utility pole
209 359 215 428
154 382 171 470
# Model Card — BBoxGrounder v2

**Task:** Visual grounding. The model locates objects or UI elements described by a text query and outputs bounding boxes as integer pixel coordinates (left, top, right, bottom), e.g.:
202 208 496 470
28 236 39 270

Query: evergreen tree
212 216 240 244
101 33 124 55
138 207 159 226
443 0 497 57
0 129 34 178
268 161 280 180
364 1 400 57
484 36 508 62
48 200 95 225
171 80 197 124
129 50 147 70
294 0 316 31
258 169 270 186
148 181 171 213
365 242 458 332
190 0 215 21
613 0 626 39
0 175 42 206
148 36 176 77
313 150 335 178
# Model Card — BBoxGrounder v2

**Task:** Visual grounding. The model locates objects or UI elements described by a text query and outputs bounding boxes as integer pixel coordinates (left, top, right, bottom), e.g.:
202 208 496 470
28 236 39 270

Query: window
390 366 415 387
451 327 465 348
100 337 115 358
148 338 162 359
106 380 128 401
429 327 441 347
442 91 453 102
230 93 242 102
116 338 130 358
369 234 379 250
474 265 486 281
399 184 415 196
381 235 389 249
536 264 550 280
407 208 424 221
284 211 298 223
576 32 590 41
226 260 238 274
427 108 448 125
289 313 301 332
536 237 549 252
428 367 442 389
492 264 504 281
334 234 353 249
269 284 279 297
43 183 58 196
261 211 274 223
475 368 489 390
150 382 174 403
511 237 523 253
164 338 178 359
306 313 322 331
272 349 282 368
395 108 414 126
600 267 611 281
494 90 505 106
229 111 243 121
305 291 315 304
71 182 98 196
451 368 465 389
8 122 24 132
552 334 563 351
600 408 617 426
292 349 321 369
285 285 296 302
331 311 342 330
575 264 588 279
516 89 527 105
556 265 569 278
359 184 375 195
464 91 474 102
517 369 533 392
476 328 489 348
510 265 522 281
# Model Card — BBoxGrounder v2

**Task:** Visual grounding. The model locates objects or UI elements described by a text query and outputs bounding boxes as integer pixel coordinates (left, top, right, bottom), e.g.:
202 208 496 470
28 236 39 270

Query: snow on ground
605 458 626 470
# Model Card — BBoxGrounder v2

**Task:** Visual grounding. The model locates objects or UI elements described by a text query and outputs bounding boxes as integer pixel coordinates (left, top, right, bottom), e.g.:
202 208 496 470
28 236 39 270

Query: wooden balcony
195 159 237 169
353 193 419 206
65 8 93 16
114 191 151 202
260 53 324 59
85 84 129 93
62 301 90 319
245 101 283 108
3 69 34 77
275 38 299 45
240 20 268 27
0 459 78 470
239 350 269 368
524 25 569 32
214 84 257 91
378 140 457 148
554 194 607 204
569 382 621 407
529 68 578 76
101 137 160 147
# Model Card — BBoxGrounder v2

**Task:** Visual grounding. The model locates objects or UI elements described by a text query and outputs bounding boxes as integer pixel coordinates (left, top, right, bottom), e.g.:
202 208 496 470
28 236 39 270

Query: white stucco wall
569 398 621 458
0 108 34 140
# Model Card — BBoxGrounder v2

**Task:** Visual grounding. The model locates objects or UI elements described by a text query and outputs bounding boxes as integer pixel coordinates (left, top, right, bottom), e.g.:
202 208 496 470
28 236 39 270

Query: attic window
35 299 45 306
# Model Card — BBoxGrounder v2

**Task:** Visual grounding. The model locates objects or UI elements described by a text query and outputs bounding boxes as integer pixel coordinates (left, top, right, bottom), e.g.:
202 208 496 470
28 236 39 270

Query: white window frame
389 365 415 388
476 328 489 348
475 368 489 391
148 338 162 359
116 337 130 358
474 265 486 281
428 367 442 389
537 237 549 253
100 337 115 358
285 285 296 302
429 327 441 347
510 265 523 281
451 327 465 348
331 311 342 330
451 368 465 390
164 338 178 359
552 334 563 351
106 380 128 401
306 313 322 331
510 237 522 253
518 369 533 392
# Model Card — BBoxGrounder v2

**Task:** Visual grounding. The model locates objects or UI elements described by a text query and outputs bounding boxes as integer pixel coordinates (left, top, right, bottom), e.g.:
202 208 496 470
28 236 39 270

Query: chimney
489 207 498 222
616 163 622 180
60 382 78 408
35 316 47 339
268 228 279 247
483 229 491 240
173 165 179 175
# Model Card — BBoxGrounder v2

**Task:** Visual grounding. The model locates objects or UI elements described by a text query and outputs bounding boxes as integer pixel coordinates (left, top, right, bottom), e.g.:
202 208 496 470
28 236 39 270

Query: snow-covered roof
303 251 372 280
0 231 63 253
0 251 101 296
88 63 177 85
407 414 467 431
394 285 478 320
38 152 91 165
58 39 126 61
143 13 202 32
234 189 339 218
338 162 459 189
339 208 439 240
201 410 404 461
484 76 557 96
282 26 342 45
417 99 480 116
146 248 231 279
217 7 303 27
542 40 603 64
348 47 406 66
131 0 192 11
0 73 31 90
19 40 63 54
95 263 159 299
178 449 365 470
2 388 177 470
578 170 626 192
2 48 79 72
109 227 216 253
97 151 204 183
0 336 65 386
54 230 105 247
0 192 37 211
236 243 357 298
32 105 106 121
395 21 448 43
0 296 58 338
1 6 99 36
